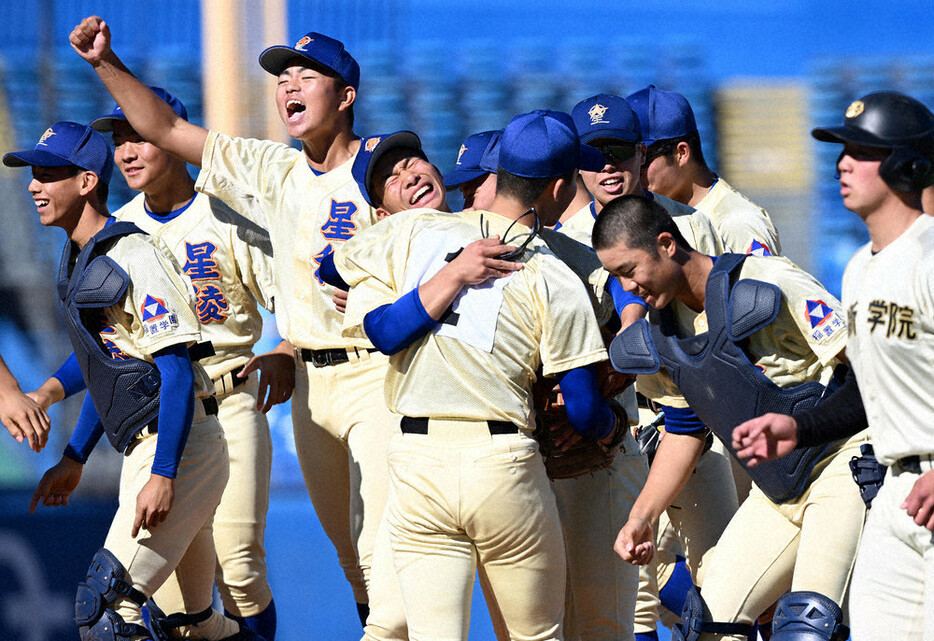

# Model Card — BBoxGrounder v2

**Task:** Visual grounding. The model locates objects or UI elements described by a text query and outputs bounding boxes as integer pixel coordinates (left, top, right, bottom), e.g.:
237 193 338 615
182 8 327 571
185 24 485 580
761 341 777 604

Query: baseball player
334 110 623 641
69 16 397 626
0 353 51 452
733 91 934 640
571 93 739 640
443 129 501 211
5 121 255 640
626 85 781 260
599 194 868 641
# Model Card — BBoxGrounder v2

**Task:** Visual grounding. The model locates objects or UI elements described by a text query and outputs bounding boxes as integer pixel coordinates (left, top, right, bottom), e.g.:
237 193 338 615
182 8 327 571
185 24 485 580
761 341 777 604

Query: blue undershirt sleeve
63 394 105 464
319 252 351 290
52 352 86 398
555 365 616 441
607 277 647 315
363 288 438 355
661 405 707 434
150 344 195 479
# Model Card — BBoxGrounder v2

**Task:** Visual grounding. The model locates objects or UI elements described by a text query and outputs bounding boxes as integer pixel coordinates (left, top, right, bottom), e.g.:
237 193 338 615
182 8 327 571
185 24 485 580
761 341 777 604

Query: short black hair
592 194 690 253
495 167 574 207
649 131 706 169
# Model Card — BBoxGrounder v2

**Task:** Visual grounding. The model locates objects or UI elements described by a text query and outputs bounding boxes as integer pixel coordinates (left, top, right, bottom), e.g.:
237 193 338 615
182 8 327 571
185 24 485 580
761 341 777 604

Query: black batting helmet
812 91 934 192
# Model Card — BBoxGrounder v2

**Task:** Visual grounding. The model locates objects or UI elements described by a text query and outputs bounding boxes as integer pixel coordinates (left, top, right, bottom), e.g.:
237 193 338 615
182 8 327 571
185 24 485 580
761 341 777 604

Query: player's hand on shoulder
614 516 655 565
29 456 83 513
0 386 51 453
70 16 112 65
732 412 799 467
449 236 523 286
240 339 296 413
133 474 175 537
902 470 934 531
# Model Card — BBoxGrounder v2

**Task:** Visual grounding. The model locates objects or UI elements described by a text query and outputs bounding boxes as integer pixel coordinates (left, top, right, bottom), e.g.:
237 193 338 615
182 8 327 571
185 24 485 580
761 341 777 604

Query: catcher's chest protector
58 221 162 452
613 253 833 503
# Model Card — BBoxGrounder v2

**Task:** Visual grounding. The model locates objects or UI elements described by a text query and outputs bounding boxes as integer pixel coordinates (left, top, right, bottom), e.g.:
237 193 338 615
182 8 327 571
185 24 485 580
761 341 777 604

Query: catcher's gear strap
671 587 752 641
79 609 151 641
58 221 162 452
75 548 147 638
849 443 887 509
610 253 835 504
771 591 849 641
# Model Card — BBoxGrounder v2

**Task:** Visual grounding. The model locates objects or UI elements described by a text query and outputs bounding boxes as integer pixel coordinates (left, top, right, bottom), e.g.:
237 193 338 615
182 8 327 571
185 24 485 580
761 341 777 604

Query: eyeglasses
644 140 679 164
593 142 638 165
480 208 542 261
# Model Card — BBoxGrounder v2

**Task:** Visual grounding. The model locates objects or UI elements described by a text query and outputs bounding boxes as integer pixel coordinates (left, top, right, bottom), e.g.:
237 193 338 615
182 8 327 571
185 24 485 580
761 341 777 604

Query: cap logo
456 144 468 165
846 100 865 119
37 127 57 146
295 35 313 51
588 103 610 125
365 136 381 152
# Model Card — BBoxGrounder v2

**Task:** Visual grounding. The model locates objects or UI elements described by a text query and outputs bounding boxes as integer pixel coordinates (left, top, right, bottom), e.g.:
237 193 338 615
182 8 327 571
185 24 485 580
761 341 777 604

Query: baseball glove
532 379 630 479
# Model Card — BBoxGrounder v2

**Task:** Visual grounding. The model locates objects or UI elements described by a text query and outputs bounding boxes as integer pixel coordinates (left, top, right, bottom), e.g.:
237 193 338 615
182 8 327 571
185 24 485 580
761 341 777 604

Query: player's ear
338 84 356 112
656 232 677 258
78 171 99 197
676 141 691 167
375 206 392 220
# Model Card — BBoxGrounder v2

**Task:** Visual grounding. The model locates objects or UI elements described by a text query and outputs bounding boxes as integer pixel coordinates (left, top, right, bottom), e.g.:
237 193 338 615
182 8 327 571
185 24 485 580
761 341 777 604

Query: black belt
400 416 519 435
300 347 378 367
895 455 930 475
202 396 219 416
227 365 247 389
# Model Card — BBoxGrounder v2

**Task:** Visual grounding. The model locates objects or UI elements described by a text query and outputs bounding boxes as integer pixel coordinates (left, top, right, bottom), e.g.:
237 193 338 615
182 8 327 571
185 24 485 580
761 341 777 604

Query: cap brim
90 115 127 133
579 128 642 144
259 46 330 77
444 168 487 189
2 149 74 168
579 144 607 172
811 125 891 147
365 132 424 199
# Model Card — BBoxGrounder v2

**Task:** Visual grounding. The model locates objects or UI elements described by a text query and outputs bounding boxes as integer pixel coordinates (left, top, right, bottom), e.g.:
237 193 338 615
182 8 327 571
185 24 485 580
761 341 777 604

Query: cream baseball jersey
114 192 276 380
95 231 213 398
196 132 378 349
638 255 847 408
842 214 934 464
336 208 608 428
694 178 782 257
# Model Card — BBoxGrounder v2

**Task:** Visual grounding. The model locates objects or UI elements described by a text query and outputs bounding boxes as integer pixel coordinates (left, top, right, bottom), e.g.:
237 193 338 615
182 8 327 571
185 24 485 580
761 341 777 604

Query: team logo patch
141 295 169 321
747 239 772 257
37 127 56 146
365 137 381 153
845 100 864 119
805 299 833 329
588 103 610 125
456 144 468 165
294 35 313 50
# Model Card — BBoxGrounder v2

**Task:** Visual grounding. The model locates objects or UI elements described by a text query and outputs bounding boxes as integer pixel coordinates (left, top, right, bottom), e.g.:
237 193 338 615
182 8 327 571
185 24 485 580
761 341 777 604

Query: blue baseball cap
351 131 425 207
259 32 360 90
498 110 604 179
444 129 503 188
3 121 114 184
572 94 642 144
626 85 697 147
90 86 188 133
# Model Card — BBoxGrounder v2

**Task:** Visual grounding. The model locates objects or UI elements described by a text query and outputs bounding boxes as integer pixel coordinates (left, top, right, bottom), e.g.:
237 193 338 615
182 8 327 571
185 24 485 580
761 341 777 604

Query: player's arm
733 363 867 465
553 364 620 443
0 353 52 452
239 339 296 413
29 393 105 512
363 237 522 354
615 405 707 565
132 343 196 537
606 277 648 330
70 16 207 166
30 352 86 414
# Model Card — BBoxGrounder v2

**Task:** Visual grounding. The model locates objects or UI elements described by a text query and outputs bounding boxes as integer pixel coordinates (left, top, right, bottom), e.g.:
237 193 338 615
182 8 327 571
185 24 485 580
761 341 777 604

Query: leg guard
770 591 849 641
148 600 265 641
671 587 753 641
76 548 150 641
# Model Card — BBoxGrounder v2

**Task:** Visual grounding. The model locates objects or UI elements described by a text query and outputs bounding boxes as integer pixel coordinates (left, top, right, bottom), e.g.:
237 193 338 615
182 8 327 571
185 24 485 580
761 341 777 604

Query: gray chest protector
57 221 161 452
609 253 837 504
